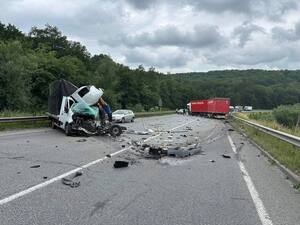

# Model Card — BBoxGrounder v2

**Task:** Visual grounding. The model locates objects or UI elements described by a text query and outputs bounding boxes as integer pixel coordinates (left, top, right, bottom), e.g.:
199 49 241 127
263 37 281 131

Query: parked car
112 110 135 123
176 109 185 114
244 106 253 111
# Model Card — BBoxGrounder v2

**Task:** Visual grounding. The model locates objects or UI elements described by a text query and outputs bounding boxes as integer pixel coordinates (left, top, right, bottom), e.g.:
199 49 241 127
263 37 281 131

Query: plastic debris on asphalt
114 161 129 168
61 171 83 188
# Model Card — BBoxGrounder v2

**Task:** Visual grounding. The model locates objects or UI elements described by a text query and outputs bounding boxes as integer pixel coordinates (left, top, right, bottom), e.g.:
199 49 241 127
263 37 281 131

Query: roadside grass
235 112 300 137
230 118 300 177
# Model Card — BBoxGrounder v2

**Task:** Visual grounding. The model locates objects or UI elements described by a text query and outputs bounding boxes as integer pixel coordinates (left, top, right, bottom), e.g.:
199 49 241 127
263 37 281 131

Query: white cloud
0 0 300 72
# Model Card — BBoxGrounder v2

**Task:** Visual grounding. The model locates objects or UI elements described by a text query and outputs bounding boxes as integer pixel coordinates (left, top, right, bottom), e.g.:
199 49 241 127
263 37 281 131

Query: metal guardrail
232 115 300 148
0 111 175 124
0 116 48 123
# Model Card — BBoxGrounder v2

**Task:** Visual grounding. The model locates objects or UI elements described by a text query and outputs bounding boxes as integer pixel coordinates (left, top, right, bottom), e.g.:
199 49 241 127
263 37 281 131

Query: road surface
0 115 299 225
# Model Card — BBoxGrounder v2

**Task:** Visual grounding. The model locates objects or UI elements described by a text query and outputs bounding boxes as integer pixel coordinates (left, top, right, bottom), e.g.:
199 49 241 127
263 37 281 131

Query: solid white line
0 118 197 206
228 135 273 225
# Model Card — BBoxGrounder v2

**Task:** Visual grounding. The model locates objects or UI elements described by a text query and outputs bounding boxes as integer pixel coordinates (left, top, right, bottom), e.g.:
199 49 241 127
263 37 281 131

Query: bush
129 103 145 112
248 112 274 121
273 104 300 128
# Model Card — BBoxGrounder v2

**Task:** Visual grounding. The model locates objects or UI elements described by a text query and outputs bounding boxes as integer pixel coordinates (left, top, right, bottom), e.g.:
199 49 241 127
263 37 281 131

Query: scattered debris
76 139 87 142
170 130 189 133
127 128 154 135
210 160 215 163
222 154 231 159
257 154 261 157
180 134 187 138
121 145 126 148
106 154 111 158
17 172 21 174
186 126 192 131
43 176 48 179
30 165 41 168
113 161 129 168
61 171 83 188
228 128 234 131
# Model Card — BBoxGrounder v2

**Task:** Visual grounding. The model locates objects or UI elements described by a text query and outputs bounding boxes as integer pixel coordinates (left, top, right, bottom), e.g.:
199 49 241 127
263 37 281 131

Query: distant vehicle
235 106 243 112
188 98 230 119
112 110 135 123
244 106 253 111
229 106 235 112
176 109 185 114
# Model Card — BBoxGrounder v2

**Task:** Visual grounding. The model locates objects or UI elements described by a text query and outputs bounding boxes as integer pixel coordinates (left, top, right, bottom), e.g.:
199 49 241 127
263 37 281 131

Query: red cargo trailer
188 98 230 118
207 98 230 118
190 100 208 116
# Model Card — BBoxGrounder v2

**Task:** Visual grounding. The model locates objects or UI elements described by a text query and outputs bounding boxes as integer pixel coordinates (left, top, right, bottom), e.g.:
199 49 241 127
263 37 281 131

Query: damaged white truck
47 79 125 136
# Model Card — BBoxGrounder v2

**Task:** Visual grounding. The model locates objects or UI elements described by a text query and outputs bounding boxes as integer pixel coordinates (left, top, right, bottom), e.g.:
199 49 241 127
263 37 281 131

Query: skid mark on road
228 135 273 225
0 119 197 206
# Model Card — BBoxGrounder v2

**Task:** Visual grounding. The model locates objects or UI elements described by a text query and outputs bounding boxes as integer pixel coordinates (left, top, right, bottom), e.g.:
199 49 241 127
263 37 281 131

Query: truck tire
109 125 122 137
65 123 73 136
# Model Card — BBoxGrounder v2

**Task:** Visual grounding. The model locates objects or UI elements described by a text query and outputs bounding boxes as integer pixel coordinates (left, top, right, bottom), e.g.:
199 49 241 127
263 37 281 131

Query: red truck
188 98 230 119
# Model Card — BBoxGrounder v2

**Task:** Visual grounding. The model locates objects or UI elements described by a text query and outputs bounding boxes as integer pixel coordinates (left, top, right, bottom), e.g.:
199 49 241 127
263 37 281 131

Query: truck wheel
65 123 73 136
109 125 122 137
121 117 125 123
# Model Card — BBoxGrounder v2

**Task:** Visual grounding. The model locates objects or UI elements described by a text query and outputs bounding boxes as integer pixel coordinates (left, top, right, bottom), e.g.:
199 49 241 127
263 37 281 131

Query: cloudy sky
1 0 300 72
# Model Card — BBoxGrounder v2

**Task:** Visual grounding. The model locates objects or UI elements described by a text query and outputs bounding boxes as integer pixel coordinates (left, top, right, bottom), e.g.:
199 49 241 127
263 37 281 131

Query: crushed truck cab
47 79 125 136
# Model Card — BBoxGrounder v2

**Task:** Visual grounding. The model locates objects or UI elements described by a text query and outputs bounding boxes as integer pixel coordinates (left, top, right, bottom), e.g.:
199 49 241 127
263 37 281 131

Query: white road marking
228 135 273 225
0 119 197 206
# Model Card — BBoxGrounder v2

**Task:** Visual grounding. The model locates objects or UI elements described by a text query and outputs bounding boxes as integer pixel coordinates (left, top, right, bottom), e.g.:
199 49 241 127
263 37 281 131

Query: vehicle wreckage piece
113 161 129 168
47 79 125 136
143 143 202 159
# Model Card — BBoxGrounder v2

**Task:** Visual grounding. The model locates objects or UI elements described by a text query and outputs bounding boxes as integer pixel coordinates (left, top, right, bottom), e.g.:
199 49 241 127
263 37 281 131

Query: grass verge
230 117 300 177
235 112 300 137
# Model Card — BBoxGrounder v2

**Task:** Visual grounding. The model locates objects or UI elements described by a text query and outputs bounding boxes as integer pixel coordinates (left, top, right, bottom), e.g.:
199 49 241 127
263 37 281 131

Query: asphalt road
0 115 299 225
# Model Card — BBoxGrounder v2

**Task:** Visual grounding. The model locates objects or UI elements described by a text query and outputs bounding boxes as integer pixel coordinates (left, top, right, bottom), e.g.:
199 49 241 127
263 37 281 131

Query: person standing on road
98 97 112 122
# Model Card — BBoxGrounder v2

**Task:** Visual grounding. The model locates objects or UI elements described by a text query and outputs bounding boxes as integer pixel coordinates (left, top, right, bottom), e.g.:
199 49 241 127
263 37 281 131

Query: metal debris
61 171 83 188
222 154 231 159
76 139 87 142
113 161 129 168
30 165 40 168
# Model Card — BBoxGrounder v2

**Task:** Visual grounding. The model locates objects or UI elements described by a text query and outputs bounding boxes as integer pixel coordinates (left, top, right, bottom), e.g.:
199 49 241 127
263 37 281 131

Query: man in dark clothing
98 97 112 122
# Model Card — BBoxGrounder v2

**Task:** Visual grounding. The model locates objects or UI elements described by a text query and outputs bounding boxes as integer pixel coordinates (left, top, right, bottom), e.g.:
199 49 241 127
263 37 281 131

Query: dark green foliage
0 22 300 113
273 104 300 128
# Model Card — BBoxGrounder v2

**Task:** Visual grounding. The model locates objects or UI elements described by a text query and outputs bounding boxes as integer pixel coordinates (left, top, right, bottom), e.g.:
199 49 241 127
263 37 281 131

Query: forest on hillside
1 22 300 112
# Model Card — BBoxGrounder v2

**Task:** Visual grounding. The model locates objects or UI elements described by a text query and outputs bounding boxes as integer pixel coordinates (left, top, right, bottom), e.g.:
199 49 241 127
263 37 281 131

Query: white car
112 110 135 123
